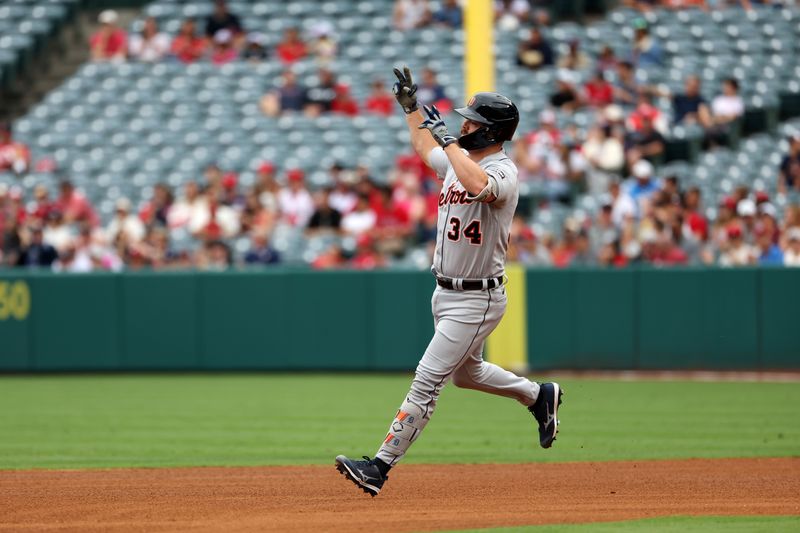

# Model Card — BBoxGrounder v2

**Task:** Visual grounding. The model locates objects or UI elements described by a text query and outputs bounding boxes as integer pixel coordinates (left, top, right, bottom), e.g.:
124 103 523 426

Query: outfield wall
0 268 797 372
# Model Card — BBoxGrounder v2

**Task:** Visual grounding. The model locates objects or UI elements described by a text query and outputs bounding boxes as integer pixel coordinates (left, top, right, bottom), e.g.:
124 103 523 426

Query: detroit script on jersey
428 147 519 280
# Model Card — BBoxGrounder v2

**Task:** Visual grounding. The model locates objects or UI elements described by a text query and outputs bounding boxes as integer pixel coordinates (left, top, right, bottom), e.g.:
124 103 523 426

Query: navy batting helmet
454 92 519 150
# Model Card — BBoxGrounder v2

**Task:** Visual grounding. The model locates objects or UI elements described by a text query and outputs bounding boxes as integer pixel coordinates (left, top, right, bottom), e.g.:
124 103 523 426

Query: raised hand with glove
392 66 418 114
418 105 457 148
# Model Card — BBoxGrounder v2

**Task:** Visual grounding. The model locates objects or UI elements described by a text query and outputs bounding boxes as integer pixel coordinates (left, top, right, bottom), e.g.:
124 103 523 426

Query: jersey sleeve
427 147 450 180
484 161 517 207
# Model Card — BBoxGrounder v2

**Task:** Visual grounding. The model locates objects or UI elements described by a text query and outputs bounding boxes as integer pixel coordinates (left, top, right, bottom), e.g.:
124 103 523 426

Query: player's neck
467 144 503 162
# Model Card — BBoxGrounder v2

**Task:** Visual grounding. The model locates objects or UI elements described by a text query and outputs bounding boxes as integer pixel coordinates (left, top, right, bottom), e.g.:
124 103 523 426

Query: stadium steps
0 5 141 121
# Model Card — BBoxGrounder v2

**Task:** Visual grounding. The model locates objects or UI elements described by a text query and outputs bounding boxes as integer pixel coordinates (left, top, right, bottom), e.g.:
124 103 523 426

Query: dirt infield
1 458 798 532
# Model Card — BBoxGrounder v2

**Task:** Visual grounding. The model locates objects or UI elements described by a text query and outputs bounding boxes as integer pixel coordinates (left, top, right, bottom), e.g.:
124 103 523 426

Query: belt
436 276 503 291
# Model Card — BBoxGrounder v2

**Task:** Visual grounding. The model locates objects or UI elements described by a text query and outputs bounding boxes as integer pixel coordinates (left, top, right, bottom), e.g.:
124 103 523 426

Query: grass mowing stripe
0 375 798 469
450 515 800 532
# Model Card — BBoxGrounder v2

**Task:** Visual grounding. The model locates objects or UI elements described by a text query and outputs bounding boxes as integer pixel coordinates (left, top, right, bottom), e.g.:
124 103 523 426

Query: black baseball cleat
335 455 387 497
528 382 563 449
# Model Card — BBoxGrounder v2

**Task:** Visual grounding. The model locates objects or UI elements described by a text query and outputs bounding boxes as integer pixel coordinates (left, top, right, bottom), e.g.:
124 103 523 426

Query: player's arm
392 66 439 167
417 105 497 202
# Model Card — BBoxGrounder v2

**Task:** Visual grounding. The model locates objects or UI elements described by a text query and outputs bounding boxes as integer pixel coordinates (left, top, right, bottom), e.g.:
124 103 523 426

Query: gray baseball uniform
375 147 540 467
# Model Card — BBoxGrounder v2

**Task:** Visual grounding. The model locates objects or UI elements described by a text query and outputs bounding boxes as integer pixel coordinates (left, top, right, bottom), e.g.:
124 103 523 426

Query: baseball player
335 67 563 496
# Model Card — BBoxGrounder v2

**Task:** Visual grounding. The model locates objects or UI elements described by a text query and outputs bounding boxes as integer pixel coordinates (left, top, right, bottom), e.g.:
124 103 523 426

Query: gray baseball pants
375 284 540 466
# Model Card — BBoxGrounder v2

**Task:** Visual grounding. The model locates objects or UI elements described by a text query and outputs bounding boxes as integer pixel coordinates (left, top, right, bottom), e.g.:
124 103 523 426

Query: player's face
460 119 481 136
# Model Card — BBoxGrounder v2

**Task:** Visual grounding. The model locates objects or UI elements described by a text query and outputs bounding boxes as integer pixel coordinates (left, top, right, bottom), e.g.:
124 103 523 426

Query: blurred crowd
2 0 800 270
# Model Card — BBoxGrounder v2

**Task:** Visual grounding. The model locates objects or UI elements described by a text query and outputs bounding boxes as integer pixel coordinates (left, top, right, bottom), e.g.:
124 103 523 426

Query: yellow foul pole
464 0 494 95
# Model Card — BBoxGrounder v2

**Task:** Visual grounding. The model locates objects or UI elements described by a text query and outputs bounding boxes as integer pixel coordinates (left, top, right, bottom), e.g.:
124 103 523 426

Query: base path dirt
1 458 798 532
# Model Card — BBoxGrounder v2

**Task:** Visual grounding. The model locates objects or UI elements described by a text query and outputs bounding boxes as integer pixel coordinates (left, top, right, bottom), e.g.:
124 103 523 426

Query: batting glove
392 66 418 114
418 105 458 148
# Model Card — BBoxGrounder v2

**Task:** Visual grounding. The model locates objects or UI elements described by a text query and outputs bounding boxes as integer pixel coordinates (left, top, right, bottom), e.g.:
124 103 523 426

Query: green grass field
1 374 798 469
460 516 800 532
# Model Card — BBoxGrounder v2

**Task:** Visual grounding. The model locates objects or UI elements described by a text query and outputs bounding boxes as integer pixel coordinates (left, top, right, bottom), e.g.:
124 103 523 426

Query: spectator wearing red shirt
364 79 395 116
53 181 100 227
276 27 307 65
139 183 173 227
350 234 387 270
210 29 238 65
30 185 53 221
331 84 359 116
90 10 127 63
171 19 207 63
583 70 614 108
0 122 31 175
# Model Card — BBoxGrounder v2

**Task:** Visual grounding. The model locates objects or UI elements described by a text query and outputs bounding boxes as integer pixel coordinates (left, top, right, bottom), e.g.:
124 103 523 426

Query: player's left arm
417 105 496 202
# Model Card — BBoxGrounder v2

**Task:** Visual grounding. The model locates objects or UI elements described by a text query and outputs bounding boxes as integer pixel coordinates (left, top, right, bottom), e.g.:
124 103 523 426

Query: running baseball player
335 67 563 496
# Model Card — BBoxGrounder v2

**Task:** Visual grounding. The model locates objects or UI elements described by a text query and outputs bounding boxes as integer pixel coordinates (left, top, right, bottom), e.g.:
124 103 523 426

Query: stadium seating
3 1 800 266
0 0 80 92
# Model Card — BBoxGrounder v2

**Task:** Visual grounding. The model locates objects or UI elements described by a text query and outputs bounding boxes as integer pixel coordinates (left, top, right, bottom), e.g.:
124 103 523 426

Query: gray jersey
428 147 519 279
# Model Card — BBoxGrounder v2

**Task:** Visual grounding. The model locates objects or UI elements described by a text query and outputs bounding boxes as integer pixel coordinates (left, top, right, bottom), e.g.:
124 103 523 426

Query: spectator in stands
596 45 618 75
434 0 463 28
583 123 625 176
0 122 30 175
589 198 619 255
328 164 358 214
260 70 308 117
755 226 783 265
197 239 232 270
307 188 342 234
305 68 338 116
253 161 280 212
719 224 757 266
416 68 451 111
240 190 274 235
778 135 800 196
167 181 203 230
244 232 280 265
17 223 57 268
205 0 242 41
350 234 387 269
583 70 614 108
784 227 800 266
629 18 663 67
557 39 590 72
550 70 581 112
672 74 711 127
210 29 238 65
54 181 99 227
364 79 395 116
625 160 661 218
43 210 72 254
278 169 314 228
508 216 551 266
708 77 744 146
29 185 52 221
171 19 207 63
276 27 308 65
341 194 377 236
241 33 268 62
517 27 555 70
626 114 666 166
612 61 639 105
139 183 173 227
515 109 562 180
91 10 127 63
128 17 170 63
106 197 146 244
628 90 667 132
393 0 432 30
331 84 359 116
310 22 338 65
373 187 413 256
495 0 530 31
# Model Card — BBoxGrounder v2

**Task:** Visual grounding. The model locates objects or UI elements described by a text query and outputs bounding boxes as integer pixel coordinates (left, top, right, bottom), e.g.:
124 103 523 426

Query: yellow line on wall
464 0 494 96
486 264 528 373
